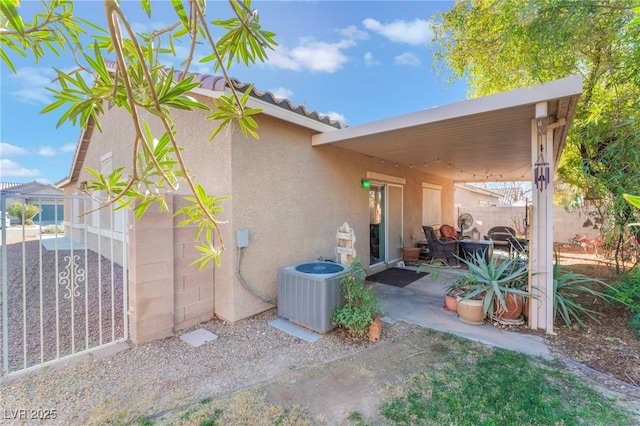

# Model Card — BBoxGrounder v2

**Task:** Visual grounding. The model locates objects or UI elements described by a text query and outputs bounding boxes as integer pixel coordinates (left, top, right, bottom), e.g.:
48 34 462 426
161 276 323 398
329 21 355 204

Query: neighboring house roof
58 61 344 187
455 183 502 199
0 182 22 191
1 181 63 196
490 186 526 205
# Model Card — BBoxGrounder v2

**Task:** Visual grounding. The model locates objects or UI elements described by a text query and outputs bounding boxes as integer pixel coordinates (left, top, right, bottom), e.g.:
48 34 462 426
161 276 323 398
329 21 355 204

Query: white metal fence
0 192 128 378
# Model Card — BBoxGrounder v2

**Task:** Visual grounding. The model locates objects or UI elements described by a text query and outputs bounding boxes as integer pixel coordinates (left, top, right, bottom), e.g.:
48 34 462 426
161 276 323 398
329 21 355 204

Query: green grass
157 391 313 425
379 347 633 425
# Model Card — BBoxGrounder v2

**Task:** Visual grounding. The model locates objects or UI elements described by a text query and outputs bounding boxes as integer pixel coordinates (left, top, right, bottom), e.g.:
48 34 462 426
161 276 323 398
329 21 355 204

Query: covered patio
369 269 551 358
312 75 583 333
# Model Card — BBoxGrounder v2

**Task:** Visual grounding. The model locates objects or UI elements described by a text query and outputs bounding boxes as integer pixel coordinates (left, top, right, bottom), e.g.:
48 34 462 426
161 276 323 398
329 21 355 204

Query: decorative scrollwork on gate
59 255 85 299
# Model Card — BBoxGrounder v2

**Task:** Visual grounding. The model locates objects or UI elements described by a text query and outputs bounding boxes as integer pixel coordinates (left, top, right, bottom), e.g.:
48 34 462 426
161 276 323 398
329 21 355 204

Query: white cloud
60 143 77 153
0 159 40 177
9 67 57 105
268 86 294 100
364 51 379 67
37 146 57 157
394 52 421 66
363 18 433 45
267 39 355 73
35 178 52 185
0 143 29 157
338 25 369 41
322 111 347 124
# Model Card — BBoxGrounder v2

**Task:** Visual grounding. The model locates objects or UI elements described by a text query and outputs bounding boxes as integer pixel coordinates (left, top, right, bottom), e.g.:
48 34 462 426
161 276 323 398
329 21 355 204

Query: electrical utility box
236 229 249 248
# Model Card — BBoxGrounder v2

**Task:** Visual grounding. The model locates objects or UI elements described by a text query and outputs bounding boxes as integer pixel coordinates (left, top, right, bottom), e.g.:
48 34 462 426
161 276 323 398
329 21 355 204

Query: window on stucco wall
422 184 442 226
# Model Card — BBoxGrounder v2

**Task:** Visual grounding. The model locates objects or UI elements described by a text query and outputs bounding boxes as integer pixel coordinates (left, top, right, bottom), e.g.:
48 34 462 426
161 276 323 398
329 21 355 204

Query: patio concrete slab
371 269 551 359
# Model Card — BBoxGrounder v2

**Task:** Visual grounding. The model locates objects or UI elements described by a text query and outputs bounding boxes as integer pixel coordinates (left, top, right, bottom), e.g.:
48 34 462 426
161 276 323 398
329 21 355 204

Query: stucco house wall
60 94 456 339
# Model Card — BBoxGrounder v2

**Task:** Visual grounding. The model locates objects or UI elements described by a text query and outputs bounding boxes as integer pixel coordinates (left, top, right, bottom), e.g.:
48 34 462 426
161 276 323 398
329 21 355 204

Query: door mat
367 268 428 288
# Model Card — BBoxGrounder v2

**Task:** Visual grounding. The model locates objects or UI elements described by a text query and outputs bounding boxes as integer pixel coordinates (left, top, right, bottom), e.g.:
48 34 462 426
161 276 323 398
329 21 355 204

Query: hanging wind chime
534 144 550 192
534 119 550 192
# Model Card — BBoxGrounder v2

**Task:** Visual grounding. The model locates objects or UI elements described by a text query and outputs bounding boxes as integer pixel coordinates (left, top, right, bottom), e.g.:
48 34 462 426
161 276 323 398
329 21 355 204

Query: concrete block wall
172 195 215 330
128 198 175 344
128 195 215 343
460 205 600 244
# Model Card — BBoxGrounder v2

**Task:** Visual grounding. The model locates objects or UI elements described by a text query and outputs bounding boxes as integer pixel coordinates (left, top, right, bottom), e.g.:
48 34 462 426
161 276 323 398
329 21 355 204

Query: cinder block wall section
172 195 215 330
128 196 216 343
128 198 176 344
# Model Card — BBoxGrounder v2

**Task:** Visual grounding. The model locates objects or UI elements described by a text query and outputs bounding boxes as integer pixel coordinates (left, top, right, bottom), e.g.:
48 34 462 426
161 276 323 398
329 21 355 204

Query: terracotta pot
369 316 382 342
522 296 530 319
494 293 525 320
444 294 457 313
401 247 421 262
456 296 485 325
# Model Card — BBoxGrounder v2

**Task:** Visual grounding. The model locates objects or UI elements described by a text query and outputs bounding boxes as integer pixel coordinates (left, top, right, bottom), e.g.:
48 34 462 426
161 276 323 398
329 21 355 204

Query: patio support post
530 102 555 334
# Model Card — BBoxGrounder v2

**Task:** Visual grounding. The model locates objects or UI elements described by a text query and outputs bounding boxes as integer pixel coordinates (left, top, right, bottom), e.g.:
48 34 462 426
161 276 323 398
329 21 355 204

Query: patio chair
486 226 517 252
422 225 459 265
487 226 527 256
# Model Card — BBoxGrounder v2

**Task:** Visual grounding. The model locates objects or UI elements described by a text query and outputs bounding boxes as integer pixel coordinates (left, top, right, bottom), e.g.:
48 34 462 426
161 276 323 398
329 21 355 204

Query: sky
0 0 467 186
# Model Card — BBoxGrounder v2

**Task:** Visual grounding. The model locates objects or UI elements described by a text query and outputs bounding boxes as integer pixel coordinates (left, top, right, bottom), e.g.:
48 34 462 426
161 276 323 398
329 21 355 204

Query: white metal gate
0 192 128 378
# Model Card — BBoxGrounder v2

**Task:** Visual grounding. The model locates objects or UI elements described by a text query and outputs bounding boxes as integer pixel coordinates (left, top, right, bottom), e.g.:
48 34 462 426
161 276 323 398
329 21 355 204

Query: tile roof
0 182 21 191
60 61 344 187
1 181 63 195
107 60 345 129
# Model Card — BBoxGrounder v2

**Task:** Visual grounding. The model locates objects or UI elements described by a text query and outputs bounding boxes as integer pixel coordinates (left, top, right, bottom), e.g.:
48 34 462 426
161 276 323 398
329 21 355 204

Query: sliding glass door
369 183 403 267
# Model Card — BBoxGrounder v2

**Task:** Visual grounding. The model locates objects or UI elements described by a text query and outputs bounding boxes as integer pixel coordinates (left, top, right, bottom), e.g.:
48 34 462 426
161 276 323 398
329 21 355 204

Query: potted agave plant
440 252 536 324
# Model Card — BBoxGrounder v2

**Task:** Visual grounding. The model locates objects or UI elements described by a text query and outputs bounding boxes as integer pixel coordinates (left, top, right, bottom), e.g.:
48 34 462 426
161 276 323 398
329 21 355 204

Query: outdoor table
459 239 494 263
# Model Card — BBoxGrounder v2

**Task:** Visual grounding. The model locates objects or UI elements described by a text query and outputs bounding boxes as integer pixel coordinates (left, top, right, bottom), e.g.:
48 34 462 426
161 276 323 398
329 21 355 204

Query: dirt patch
520 245 640 388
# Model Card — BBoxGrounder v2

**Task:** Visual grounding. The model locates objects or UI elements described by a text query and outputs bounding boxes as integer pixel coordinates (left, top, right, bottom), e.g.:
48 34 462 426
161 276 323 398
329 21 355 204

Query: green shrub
609 268 640 314
608 268 640 338
7 202 40 224
332 259 380 339
629 313 640 338
41 224 64 234
553 253 618 328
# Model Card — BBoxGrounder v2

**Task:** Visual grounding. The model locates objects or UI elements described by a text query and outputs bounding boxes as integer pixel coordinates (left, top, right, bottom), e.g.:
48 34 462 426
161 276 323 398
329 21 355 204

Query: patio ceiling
312 75 582 183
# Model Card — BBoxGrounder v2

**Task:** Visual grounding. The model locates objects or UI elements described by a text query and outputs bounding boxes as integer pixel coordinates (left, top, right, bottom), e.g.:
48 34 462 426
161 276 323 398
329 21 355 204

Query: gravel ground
0 309 415 425
0 232 412 425
0 239 125 373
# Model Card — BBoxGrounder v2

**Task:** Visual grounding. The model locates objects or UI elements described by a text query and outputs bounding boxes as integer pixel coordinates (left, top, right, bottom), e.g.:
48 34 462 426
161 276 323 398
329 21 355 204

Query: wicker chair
422 225 459 265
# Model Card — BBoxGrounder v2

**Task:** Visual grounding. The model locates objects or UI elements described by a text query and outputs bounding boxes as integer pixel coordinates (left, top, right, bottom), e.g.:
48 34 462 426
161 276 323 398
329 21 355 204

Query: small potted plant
443 278 467 313
332 258 381 340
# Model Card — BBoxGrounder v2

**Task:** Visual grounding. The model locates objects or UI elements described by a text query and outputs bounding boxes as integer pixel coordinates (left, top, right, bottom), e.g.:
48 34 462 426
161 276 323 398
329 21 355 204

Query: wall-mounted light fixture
361 179 370 189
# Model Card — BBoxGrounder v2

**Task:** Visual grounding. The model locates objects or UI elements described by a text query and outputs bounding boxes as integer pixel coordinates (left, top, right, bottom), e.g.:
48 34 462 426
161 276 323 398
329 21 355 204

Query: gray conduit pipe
235 247 277 305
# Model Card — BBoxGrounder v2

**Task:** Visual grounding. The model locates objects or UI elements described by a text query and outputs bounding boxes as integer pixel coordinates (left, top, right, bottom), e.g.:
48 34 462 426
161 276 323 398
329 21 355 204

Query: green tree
432 0 640 271
0 0 276 268
7 202 41 225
